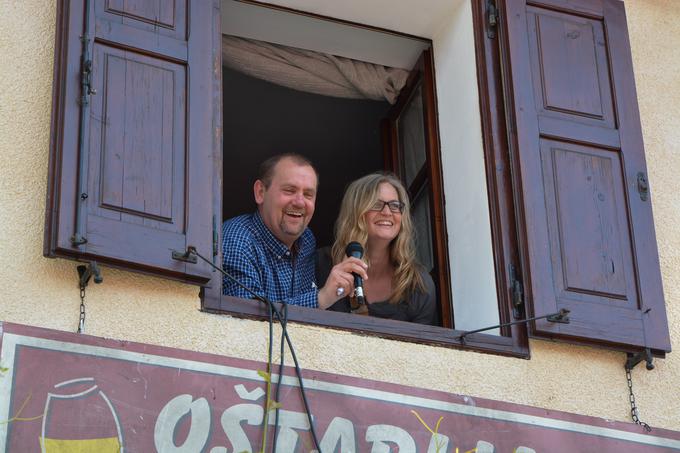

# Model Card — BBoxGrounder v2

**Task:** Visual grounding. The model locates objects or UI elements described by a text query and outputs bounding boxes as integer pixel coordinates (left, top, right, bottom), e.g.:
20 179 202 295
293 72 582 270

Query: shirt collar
252 210 311 259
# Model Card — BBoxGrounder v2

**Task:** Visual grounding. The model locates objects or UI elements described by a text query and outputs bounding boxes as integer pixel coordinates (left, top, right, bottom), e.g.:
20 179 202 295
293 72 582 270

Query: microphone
345 242 366 305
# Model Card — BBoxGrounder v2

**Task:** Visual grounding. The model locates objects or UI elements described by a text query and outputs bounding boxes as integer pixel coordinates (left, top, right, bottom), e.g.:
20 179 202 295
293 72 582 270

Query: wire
455 308 570 341
264 301 274 451
271 302 287 452
188 247 321 452
279 311 319 451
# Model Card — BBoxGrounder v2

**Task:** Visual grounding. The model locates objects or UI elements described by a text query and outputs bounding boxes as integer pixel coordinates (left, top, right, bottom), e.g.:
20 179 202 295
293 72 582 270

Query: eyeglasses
368 200 404 213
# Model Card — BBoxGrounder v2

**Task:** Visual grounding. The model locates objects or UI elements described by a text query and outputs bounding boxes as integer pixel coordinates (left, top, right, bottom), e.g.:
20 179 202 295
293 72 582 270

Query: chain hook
78 282 86 334
624 349 653 432
76 262 103 334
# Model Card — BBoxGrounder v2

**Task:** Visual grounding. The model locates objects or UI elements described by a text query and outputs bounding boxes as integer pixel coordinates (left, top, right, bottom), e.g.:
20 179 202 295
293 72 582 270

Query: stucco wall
1 0 679 431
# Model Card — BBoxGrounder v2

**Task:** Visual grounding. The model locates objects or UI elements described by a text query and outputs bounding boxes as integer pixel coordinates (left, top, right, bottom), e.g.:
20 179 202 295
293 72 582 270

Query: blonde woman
316 173 437 325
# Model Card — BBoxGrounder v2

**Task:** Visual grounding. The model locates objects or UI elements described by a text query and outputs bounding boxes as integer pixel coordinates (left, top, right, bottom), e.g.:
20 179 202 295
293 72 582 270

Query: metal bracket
172 249 197 264
547 309 570 324
637 172 649 201
486 0 499 39
82 59 97 97
77 261 103 288
70 233 88 246
625 348 654 371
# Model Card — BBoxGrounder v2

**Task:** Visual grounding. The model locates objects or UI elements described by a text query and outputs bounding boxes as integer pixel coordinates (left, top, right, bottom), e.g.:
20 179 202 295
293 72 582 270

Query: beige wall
1 0 679 431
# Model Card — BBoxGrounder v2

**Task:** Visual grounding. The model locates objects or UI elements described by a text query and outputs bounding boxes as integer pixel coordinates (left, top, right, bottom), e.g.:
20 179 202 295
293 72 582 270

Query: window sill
201 292 529 358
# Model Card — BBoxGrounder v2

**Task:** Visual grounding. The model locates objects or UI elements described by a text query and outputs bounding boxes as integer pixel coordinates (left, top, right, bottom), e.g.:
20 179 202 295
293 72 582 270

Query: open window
205 0 521 354
46 0 670 356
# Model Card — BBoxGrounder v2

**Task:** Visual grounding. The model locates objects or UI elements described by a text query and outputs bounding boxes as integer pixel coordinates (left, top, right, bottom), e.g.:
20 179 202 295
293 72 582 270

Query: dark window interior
222 67 391 247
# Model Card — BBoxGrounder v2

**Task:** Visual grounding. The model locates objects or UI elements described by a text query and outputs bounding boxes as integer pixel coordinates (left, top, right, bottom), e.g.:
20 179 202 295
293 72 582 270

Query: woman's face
364 182 402 245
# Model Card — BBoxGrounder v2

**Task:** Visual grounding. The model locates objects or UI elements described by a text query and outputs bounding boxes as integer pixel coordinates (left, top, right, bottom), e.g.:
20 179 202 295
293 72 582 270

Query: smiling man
222 153 367 309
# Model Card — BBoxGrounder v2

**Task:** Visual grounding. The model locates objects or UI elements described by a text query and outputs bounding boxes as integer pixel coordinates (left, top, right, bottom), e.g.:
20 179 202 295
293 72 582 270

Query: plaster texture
1 0 679 431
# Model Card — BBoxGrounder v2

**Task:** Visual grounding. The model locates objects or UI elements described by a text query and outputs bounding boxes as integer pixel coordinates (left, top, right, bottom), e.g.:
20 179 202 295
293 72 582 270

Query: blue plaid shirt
221 211 318 308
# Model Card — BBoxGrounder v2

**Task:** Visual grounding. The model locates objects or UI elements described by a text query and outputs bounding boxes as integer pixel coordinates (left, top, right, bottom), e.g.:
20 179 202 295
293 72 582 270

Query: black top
315 247 438 326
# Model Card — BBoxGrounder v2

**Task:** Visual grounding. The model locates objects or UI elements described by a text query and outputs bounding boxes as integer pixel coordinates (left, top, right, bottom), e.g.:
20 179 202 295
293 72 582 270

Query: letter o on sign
154 394 211 452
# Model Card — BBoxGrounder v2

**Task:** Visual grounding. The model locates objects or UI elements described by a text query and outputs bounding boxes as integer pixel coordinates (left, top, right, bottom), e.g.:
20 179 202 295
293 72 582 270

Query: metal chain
77 284 86 334
625 366 651 431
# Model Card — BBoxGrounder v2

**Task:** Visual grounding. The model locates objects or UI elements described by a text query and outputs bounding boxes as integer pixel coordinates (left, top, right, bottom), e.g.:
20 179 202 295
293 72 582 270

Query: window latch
212 215 219 259
487 0 499 39
510 265 524 319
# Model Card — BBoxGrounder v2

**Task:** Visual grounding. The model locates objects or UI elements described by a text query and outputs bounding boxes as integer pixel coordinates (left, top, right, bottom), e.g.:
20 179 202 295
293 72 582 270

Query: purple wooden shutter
46 0 215 283
503 0 670 352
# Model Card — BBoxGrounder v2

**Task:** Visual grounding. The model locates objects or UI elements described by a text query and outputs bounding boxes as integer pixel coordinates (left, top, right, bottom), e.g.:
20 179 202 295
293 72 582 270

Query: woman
317 172 437 325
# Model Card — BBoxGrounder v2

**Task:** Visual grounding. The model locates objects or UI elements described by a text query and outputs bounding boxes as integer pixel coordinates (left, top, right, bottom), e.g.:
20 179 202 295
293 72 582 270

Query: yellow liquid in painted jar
40 436 121 452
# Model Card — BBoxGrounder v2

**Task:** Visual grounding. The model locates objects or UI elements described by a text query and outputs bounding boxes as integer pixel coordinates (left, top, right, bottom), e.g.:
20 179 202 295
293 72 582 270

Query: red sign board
0 322 678 452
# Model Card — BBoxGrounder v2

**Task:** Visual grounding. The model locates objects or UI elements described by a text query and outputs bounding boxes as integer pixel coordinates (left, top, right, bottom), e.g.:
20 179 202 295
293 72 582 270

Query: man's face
254 158 317 248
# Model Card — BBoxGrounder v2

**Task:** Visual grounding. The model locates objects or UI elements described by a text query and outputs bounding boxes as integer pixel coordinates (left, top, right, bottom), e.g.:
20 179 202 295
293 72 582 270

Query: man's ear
254 180 266 205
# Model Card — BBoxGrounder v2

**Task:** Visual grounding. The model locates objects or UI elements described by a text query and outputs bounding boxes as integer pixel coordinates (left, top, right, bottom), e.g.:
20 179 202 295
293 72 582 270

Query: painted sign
0 322 678 452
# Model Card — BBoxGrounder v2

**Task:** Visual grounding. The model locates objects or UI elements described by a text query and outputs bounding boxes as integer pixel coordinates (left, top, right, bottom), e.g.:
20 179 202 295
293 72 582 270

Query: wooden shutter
46 0 216 284
383 50 452 327
503 0 670 352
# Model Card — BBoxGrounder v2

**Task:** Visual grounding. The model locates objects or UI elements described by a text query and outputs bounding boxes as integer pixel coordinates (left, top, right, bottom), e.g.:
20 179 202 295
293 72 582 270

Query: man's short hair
258 153 319 188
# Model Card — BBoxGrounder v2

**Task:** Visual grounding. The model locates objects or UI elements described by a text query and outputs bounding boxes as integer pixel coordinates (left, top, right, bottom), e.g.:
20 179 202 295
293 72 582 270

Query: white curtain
222 35 409 104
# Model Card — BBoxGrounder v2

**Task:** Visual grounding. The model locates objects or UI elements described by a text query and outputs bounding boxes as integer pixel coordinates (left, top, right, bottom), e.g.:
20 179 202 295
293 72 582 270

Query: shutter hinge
637 172 649 201
212 215 219 258
77 261 103 287
510 265 524 319
487 0 499 39
80 57 97 106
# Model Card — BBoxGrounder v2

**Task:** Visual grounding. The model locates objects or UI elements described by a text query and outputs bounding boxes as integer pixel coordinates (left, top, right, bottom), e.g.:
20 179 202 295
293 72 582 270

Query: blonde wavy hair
331 172 425 304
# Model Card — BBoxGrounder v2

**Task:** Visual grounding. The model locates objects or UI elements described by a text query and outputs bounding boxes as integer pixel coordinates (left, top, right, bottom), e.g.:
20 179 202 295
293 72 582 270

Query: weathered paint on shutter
502 0 670 352
46 0 216 284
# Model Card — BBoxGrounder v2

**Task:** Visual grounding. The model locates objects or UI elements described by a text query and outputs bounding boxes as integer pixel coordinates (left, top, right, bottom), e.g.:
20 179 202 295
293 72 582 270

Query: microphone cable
187 247 321 452
271 301 287 451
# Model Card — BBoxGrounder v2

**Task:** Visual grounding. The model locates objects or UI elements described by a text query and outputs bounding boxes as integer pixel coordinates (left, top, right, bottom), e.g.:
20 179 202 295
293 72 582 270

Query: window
46 0 670 356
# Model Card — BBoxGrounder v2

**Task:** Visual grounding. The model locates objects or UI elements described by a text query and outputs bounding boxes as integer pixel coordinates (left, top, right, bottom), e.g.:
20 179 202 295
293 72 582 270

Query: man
222 154 367 309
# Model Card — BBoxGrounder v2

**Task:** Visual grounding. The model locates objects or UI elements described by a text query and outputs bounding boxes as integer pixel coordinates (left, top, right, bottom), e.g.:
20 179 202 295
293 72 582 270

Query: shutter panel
503 0 670 351
46 0 215 283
